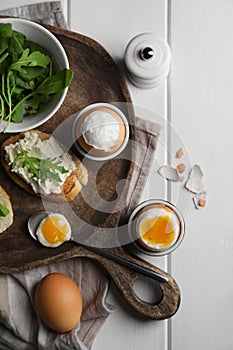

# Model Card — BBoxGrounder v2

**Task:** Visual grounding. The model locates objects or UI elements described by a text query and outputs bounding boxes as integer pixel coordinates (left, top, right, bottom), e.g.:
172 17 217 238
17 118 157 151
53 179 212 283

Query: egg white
36 213 71 248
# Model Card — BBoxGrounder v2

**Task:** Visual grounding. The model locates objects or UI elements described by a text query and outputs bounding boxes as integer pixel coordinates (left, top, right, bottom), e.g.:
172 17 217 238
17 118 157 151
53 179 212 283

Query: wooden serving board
0 24 180 320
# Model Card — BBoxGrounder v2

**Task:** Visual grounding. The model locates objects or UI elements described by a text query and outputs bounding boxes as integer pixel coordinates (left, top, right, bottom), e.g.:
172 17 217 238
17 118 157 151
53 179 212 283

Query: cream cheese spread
4 132 76 195
80 110 120 151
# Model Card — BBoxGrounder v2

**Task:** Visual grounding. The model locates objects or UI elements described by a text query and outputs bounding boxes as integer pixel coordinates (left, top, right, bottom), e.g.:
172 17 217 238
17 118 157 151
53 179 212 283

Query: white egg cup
72 103 129 161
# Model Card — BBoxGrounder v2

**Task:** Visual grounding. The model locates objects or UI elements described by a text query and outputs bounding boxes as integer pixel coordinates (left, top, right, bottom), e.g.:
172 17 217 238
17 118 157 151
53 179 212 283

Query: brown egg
35 273 82 333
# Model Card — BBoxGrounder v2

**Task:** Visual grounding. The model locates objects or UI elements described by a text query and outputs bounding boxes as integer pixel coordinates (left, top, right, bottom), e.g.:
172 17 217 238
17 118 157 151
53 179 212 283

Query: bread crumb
177 163 186 174
175 148 184 159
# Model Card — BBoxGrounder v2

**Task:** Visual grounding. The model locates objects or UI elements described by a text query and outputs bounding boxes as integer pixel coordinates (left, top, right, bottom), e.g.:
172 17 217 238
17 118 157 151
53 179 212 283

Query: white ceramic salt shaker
124 32 171 89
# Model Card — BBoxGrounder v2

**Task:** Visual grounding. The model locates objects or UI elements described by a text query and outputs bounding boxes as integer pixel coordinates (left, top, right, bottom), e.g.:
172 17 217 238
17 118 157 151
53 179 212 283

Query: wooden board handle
74 246 181 319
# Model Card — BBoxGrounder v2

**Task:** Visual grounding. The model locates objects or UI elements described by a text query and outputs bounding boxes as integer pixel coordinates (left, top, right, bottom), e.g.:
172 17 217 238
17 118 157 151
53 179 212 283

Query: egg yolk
139 215 176 248
41 216 69 243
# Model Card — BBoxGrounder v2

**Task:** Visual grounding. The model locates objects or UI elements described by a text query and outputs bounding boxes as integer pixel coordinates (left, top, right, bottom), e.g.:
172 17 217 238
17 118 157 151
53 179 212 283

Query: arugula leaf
35 69 73 95
0 23 12 55
10 49 51 74
39 158 69 183
0 52 9 65
8 31 25 55
7 68 73 123
15 76 31 90
0 54 11 74
11 87 24 101
23 40 49 55
24 95 51 114
14 146 69 183
11 103 24 123
0 203 9 217
12 30 26 47
18 66 49 82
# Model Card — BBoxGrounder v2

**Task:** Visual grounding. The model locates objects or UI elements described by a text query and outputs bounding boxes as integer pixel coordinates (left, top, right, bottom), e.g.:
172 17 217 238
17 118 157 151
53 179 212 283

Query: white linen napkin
0 258 113 350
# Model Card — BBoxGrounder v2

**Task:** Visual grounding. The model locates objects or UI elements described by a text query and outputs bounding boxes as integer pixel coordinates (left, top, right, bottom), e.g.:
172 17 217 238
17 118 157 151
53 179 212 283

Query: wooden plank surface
170 0 233 349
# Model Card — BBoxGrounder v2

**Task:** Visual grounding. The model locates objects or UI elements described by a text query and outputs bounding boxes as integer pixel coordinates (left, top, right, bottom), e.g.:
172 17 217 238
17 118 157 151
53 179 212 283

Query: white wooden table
1 0 232 349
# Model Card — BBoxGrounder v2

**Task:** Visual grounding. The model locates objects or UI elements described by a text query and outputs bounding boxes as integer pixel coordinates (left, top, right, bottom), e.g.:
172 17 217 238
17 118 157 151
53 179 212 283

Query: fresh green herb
13 145 69 184
0 203 9 217
0 23 73 131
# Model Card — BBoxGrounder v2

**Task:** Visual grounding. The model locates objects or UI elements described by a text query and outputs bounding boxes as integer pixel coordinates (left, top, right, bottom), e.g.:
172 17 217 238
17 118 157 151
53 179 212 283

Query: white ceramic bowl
0 18 69 133
72 103 129 161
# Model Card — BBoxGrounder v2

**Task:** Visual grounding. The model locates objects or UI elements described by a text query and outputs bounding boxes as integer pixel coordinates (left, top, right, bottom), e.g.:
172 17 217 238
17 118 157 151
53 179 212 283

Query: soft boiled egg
136 205 181 251
36 213 71 248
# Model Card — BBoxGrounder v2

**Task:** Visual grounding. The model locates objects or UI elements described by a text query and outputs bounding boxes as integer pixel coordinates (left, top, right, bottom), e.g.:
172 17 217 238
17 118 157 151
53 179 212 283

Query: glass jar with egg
128 199 185 256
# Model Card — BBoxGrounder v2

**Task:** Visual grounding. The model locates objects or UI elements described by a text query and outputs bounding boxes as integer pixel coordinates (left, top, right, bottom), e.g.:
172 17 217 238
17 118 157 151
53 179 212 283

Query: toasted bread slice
1 130 88 202
0 186 13 233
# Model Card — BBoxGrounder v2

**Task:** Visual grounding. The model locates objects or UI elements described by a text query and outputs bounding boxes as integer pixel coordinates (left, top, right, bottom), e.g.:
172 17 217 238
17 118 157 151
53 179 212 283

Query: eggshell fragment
35 273 82 333
175 148 184 159
193 192 207 209
158 165 183 182
199 199 206 207
185 164 205 193
177 163 186 174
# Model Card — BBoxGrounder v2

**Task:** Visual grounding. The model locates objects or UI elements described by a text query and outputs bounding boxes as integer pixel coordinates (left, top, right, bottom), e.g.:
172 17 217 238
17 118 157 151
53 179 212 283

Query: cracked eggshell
175 148 184 159
193 192 207 209
158 165 183 182
185 164 205 193
177 163 186 174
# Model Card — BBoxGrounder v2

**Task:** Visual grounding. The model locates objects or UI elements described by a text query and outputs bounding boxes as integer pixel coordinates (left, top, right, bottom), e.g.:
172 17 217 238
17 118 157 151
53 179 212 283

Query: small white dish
0 18 69 133
72 103 129 161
